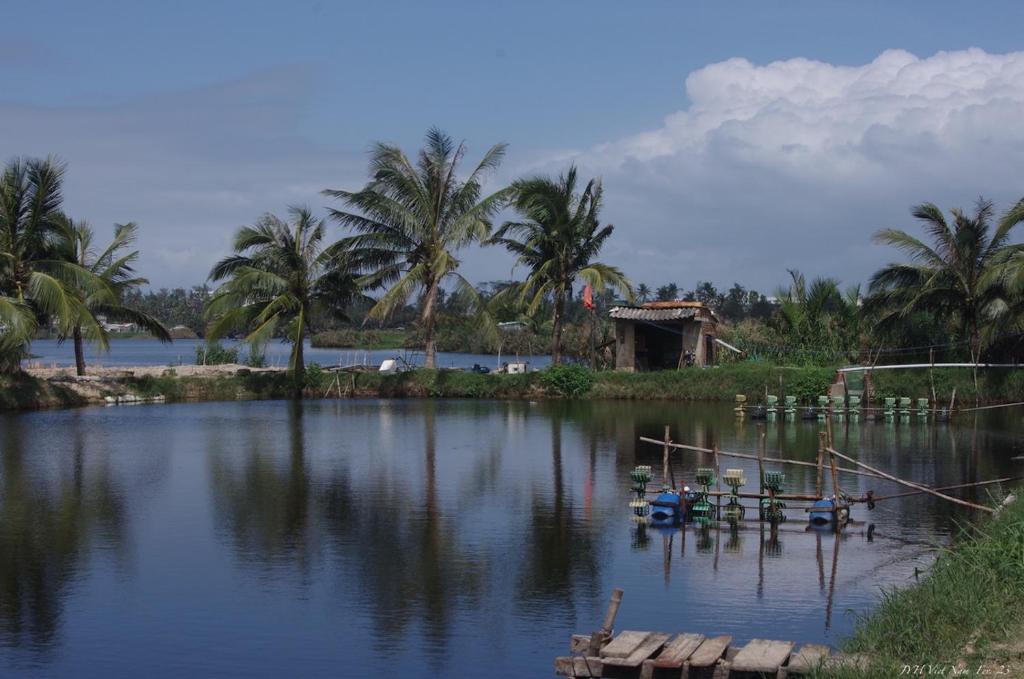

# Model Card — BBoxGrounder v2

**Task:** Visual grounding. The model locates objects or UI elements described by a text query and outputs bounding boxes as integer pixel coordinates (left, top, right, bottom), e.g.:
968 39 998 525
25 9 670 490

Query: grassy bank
6 363 1024 412
824 496 1024 678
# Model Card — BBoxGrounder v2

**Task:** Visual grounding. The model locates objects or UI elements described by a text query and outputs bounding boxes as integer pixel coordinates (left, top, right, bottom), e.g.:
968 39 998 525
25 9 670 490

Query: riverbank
5 363 1024 412
825 496 1024 678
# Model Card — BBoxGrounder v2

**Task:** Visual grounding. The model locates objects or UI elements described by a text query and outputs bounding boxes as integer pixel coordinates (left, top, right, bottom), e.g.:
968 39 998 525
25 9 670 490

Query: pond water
1 399 1021 678
24 338 550 371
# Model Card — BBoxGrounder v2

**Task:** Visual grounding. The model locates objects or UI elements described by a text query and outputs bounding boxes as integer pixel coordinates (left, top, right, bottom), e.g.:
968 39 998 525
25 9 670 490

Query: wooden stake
588 588 624 655
827 447 995 514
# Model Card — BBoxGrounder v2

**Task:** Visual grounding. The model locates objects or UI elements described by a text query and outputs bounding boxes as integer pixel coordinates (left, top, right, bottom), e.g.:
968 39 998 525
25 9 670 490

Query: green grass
820 497 1024 677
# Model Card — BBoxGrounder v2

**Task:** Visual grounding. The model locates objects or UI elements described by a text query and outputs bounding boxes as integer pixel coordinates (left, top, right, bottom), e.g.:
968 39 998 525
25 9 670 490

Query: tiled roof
610 306 709 322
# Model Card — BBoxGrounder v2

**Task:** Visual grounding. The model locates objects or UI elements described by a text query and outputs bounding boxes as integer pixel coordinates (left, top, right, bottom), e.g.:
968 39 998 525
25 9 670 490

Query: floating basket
723 468 746 488
695 467 715 487
763 470 785 491
630 465 653 484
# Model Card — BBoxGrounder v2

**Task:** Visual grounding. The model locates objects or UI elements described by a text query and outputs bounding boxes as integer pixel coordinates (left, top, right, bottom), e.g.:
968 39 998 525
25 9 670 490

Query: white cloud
553 48 1024 290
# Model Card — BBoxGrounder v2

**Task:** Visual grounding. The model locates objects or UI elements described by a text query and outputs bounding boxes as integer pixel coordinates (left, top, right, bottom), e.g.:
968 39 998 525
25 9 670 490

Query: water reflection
209 401 314 574
0 400 1020 678
0 413 125 653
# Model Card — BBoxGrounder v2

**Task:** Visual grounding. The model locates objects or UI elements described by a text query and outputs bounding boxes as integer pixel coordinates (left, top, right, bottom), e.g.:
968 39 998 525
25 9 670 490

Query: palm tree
57 220 170 375
206 206 364 392
636 283 651 303
323 128 510 368
490 165 632 364
0 157 106 373
775 269 860 362
867 199 1022 363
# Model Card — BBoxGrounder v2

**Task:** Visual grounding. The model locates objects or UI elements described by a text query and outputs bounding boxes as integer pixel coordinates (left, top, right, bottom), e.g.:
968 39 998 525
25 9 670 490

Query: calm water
1 400 1021 678
25 338 550 371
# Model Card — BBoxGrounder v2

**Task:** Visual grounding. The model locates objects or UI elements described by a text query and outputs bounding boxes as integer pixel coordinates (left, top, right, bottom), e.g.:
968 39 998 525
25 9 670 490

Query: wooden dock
555 630 865 678
555 590 867 678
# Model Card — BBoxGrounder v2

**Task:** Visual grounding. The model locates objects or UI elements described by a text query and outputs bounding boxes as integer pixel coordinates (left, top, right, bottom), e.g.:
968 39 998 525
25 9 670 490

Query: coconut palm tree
867 199 1022 363
323 128 510 368
206 206 365 392
490 165 632 364
0 157 106 373
57 220 171 375
636 283 651 303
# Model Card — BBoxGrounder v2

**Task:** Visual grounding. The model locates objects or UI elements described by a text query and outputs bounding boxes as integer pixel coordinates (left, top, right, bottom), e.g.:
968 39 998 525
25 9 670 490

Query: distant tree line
4 135 1024 387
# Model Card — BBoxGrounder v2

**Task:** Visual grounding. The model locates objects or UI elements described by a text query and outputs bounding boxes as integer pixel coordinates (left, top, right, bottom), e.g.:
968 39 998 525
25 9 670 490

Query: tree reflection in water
0 412 125 653
516 407 602 623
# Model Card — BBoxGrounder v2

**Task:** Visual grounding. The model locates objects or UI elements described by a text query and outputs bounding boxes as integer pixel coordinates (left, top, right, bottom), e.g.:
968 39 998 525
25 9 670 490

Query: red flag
582 284 595 310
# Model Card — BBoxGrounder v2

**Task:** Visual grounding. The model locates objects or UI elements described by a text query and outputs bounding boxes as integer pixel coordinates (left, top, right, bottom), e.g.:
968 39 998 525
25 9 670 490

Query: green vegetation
490 165 632 363
825 497 1024 678
58 219 170 375
205 206 364 392
194 341 239 365
310 328 407 349
324 127 511 368
538 364 596 397
0 157 169 374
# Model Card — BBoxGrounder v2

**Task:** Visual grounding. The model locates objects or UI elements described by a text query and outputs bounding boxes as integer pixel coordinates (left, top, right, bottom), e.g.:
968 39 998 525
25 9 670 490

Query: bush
539 364 595 398
195 341 239 365
245 348 267 368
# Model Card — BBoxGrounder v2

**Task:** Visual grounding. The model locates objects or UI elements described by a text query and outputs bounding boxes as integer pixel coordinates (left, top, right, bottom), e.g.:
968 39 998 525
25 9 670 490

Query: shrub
539 364 595 397
195 341 239 365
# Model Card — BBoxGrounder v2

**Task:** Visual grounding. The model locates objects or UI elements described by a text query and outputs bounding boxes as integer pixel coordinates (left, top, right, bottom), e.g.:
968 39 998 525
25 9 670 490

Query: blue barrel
650 492 683 525
809 499 835 524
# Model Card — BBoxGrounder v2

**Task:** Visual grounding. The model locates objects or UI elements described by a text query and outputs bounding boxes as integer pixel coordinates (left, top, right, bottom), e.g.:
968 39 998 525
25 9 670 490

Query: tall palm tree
0 157 106 373
636 283 651 303
57 220 171 375
323 128 510 368
867 199 1022 363
206 206 364 392
490 165 632 364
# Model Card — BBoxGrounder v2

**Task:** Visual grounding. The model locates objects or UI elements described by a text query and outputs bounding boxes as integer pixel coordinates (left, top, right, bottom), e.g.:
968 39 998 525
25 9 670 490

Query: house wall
614 320 635 372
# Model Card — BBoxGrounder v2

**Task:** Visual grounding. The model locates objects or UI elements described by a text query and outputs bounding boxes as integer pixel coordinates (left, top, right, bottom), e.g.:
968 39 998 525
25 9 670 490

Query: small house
610 300 719 371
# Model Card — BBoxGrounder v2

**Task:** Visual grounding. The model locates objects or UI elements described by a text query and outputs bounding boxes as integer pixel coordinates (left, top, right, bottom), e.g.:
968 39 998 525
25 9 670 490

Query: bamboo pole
662 425 671 487
816 431 825 497
638 437 886 480
826 447 995 513
867 476 1021 502
758 426 766 498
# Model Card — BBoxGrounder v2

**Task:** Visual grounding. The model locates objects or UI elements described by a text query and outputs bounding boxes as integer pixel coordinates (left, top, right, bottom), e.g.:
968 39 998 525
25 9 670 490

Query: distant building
610 300 719 371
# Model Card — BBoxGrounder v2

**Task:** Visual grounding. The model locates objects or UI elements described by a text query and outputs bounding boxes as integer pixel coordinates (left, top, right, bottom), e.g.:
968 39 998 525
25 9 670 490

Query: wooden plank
784 644 831 675
652 633 705 668
570 634 592 654
687 635 732 667
603 632 671 668
600 631 652 659
554 656 603 677
731 638 795 673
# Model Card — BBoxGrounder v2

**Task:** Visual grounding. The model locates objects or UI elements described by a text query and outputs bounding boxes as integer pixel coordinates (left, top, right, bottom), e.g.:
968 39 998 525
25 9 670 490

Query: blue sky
3 1 1024 291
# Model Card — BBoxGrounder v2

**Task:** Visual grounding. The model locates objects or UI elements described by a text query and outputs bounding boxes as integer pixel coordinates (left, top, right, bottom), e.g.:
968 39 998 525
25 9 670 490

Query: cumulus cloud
555 48 1024 290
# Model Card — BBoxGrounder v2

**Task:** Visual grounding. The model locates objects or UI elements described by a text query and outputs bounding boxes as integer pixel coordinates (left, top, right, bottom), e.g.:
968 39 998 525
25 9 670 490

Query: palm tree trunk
422 276 440 369
292 325 305 398
551 287 565 365
73 325 86 377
